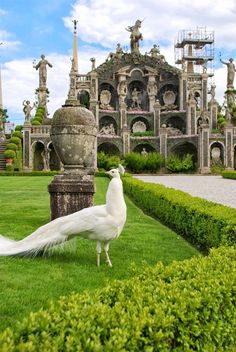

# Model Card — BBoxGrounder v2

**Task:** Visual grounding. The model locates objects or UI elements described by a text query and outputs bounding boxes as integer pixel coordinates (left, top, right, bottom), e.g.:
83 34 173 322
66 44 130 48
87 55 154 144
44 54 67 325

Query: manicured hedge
0 171 60 176
123 177 236 251
222 170 236 179
0 246 235 351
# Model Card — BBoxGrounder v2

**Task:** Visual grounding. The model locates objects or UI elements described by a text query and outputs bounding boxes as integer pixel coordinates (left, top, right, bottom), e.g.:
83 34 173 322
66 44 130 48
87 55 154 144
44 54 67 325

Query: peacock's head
106 164 125 178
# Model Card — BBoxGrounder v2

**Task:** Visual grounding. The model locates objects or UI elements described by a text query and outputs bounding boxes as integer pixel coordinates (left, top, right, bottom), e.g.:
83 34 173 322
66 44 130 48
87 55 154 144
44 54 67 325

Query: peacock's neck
106 177 126 216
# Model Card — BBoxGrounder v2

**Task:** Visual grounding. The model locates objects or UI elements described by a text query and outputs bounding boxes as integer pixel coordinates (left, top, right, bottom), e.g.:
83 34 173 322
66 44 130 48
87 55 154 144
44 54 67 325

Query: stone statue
23 100 36 122
34 54 53 88
225 107 232 124
131 88 141 109
147 81 157 96
90 57 96 71
126 19 143 54
209 84 216 100
141 147 148 156
99 123 116 135
148 44 160 58
220 58 236 89
115 43 123 60
118 80 127 95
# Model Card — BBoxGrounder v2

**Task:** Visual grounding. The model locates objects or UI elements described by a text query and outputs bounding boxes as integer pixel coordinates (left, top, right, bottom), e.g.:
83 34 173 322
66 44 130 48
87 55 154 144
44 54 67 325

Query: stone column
198 123 210 173
120 101 127 129
209 100 218 131
179 72 188 111
159 125 168 160
225 124 234 170
89 71 99 124
48 104 97 220
23 122 32 171
122 123 130 156
153 99 161 136
201 73 208 110
186 96 196 135
147 76 157 112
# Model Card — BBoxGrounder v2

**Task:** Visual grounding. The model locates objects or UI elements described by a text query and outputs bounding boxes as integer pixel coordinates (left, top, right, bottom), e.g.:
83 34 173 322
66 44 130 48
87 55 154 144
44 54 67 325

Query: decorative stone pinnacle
73 19 78 33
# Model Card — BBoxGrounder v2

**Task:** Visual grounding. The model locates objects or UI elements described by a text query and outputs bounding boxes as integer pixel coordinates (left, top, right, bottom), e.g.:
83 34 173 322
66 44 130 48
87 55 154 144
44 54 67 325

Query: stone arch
194 90 201 109
171 141 198 165
166 115 185 134
157 84 178 108
209 141 224 166
99 115 118 135
130 116 150 132
78 90 90 108
99 82 117 110
133 143 156 153
98 142 121 156
47 142 61 171
32 141 45 171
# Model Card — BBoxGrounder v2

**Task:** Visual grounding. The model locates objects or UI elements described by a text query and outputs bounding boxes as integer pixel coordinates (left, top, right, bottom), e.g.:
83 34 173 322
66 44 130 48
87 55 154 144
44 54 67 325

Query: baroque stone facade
23 21 236 173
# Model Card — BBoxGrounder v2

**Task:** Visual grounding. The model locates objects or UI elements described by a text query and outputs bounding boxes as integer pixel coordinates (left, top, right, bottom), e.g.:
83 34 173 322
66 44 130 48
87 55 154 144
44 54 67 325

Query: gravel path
134 175 236 209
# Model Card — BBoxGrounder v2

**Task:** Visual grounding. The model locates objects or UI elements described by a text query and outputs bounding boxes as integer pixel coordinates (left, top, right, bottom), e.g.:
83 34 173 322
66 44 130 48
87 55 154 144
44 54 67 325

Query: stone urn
48 103 98 220
51 105 97 172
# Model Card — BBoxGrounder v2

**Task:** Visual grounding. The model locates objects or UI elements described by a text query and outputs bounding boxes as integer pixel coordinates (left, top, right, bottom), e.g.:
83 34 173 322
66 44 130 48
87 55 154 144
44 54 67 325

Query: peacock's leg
96 241 102 267
104 241 112 267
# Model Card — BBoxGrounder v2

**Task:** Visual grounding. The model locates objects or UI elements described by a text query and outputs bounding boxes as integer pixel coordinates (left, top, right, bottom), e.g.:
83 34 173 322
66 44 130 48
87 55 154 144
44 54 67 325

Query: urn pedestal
48 103 97 220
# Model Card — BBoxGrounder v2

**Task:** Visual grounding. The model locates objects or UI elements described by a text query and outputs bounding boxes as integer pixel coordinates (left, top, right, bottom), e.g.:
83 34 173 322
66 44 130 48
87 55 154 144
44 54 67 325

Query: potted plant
3 149 15 165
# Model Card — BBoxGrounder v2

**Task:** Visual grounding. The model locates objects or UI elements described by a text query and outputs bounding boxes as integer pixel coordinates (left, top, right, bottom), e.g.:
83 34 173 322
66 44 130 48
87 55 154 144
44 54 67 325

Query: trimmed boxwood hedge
123 177 236 251
0 246 235 351
222 170 236 180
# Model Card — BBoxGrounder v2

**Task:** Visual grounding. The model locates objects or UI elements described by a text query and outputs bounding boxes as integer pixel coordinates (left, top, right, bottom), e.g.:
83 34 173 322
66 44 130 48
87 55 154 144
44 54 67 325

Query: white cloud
0 30 21 50
64 0 236 49
1 47 108 124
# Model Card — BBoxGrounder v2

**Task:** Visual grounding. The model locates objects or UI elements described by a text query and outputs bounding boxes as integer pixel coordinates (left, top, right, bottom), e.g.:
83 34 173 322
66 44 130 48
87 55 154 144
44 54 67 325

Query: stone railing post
23 122 33 171
198 123 210 173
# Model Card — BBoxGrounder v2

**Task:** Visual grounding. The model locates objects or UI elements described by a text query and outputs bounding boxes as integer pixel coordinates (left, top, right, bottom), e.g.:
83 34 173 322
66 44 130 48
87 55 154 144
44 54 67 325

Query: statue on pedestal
126 19 143 54
34 54 53 88
220 57 236 89
23 100 36 122
131 88 141 109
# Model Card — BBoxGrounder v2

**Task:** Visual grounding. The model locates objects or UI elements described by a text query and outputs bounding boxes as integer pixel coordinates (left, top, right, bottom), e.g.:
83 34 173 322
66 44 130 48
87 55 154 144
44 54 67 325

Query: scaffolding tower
175 27 214 76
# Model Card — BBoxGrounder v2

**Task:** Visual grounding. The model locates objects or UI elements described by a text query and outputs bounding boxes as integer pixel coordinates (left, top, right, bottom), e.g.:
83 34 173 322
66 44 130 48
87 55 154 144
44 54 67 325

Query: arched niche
130 116 150 132
98 142 121 156
78 90 90 108
166 115 185 134
32 141 45 171
210 141 224 166
127 80 148 111
171 142 198 165
157 84 178 109
47 142 61 171
99 115 118 135
133 143 156 153
99 83 117 110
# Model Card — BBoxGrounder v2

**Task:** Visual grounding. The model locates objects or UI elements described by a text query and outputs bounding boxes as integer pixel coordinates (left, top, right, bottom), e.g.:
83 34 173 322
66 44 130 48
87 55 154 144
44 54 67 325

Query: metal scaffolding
175 27 215 76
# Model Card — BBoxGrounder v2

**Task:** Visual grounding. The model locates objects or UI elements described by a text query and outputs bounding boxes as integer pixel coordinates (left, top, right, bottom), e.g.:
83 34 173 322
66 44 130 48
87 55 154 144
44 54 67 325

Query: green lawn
0 176 199 332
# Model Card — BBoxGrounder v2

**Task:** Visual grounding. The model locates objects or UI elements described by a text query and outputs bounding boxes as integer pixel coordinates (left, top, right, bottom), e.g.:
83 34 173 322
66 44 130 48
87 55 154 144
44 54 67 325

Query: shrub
14 125 23 131
9 136 21 146
3 149 15 159
97 152 122 170
222 170 236 179
166 154 194 173
31 120 41 126
131 131 154 136
123 177 236 250
12 130 23 139
6 143 17 151
0 246 235 351
124 152 164 173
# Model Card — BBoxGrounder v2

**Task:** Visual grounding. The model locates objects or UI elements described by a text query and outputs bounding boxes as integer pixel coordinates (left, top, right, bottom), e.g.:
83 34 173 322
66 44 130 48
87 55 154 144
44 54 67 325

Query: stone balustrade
78 74 90 82
31 125 51 135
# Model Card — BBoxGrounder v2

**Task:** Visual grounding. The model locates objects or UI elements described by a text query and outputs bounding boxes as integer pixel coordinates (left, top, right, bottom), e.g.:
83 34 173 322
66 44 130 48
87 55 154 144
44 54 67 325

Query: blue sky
1 0 236 125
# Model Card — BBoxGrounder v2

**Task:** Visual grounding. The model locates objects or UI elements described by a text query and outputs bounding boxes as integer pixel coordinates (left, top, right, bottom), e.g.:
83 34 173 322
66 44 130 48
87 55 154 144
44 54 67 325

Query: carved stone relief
132 121 146 133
